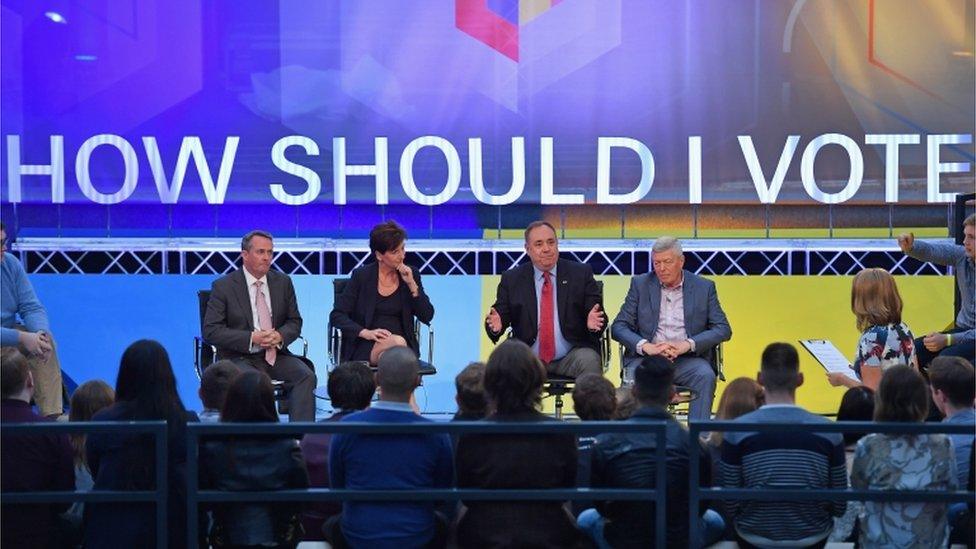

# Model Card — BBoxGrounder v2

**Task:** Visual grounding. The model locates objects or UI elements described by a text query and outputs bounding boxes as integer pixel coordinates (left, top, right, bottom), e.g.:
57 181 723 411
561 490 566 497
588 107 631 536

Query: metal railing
186 420 670 548
687 420 976 548
0 421 168 548
4 419 974 548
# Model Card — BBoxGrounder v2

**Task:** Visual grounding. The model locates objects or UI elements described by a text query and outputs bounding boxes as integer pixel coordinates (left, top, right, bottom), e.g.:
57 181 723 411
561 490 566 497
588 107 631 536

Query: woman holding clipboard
826 268 918 390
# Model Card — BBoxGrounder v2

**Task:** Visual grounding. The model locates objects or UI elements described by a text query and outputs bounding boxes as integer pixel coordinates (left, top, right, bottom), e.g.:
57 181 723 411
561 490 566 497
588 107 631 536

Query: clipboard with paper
799 339 853 375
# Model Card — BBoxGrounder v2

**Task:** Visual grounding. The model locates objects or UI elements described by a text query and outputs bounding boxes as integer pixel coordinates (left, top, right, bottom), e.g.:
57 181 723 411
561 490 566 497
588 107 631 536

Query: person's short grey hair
965 213 975 228
376 346 419 397
241 230 273 251
651 236 682 255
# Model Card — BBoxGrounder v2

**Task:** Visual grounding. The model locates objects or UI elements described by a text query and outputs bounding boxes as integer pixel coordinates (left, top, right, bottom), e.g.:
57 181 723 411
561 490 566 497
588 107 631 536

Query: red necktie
538 271 555 364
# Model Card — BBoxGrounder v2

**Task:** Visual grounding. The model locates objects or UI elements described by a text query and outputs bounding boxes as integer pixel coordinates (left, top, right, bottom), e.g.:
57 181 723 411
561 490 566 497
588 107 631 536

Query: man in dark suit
485 221 605 378
203 230 316 421
611 236 731 421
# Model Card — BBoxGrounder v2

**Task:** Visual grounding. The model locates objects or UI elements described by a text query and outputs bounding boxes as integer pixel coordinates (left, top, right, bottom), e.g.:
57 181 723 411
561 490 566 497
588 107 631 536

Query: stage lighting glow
74 54 97 62
43 11 66 24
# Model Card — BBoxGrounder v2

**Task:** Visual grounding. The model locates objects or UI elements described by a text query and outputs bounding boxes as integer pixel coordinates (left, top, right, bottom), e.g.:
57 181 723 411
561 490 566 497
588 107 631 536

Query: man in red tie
485 221 605 379
203 230 317 421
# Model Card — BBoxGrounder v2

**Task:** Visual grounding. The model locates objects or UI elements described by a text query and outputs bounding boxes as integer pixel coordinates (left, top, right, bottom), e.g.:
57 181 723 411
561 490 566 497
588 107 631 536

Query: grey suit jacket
611 271 731 360
203 269 303 359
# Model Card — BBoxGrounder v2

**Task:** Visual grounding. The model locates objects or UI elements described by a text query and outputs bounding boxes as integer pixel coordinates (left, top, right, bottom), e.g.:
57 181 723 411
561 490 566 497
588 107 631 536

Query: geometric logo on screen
455 0 563 61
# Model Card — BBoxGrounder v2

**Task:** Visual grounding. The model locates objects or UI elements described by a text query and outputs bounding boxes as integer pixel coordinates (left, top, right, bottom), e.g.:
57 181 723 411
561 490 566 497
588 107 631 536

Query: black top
373 289 406 337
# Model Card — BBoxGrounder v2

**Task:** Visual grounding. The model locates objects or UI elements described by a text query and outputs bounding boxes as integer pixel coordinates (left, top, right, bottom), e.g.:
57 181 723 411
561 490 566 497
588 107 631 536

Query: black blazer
486 258 603 352
329 262 434 361
203 269 303 360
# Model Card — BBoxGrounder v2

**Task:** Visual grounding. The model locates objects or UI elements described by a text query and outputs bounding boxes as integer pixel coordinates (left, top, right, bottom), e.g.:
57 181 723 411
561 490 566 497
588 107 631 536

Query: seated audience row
1 337 973 548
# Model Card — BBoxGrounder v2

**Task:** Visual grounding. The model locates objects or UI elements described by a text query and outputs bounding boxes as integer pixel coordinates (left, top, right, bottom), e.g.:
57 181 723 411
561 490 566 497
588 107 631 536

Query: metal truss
14 238 950 276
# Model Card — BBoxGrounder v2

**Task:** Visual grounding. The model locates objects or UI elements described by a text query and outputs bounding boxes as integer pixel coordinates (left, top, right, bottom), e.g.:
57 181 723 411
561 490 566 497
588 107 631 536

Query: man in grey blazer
611 236 731 421
203 230 316 421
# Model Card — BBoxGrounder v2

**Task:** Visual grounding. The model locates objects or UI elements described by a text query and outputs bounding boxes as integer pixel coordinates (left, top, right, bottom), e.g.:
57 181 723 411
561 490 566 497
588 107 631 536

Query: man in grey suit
611 236 731 422
203 230 316 421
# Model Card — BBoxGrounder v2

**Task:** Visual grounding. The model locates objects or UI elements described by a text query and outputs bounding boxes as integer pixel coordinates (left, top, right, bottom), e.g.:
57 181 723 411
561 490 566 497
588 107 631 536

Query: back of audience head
221 370 278 422
874 365 928 423
572 373 616 421
928 356 975 415
484 339 546 415
0 347 31 400
376 346 419 402
836 385 875 446
716 377 764 420
851 268 902 332
455 361 487 418
632 355 675 408
613 386 639 420
708 377 764 445
68 380 115 466
329 361 376 411
115 339 186 421
199 360 240 412
758 342 802 397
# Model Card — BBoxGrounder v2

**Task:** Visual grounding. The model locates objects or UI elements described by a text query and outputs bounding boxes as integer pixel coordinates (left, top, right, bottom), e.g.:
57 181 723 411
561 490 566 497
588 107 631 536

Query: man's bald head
376 346 419 401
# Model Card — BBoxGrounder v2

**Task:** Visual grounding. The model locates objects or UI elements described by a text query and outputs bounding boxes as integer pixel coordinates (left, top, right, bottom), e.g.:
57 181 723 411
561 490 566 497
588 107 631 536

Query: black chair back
197 290 215 370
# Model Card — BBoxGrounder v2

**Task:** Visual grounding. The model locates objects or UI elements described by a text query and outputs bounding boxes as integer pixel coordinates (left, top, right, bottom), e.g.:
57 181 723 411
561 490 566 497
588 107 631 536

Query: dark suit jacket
329 262 434 361
611 270 731 362
203 269 303 360
486 258 603 352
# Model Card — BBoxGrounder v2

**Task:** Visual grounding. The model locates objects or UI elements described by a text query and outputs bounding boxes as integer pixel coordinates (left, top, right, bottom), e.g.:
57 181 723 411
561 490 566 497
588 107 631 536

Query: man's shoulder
558 258 593 277
1 253 25 278
211 270 243 289
500 262 533 283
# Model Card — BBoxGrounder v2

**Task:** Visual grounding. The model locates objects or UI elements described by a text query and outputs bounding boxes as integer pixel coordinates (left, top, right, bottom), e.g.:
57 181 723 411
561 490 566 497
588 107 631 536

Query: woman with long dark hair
84 339 198 549
329 220 434 364
201 370 309 548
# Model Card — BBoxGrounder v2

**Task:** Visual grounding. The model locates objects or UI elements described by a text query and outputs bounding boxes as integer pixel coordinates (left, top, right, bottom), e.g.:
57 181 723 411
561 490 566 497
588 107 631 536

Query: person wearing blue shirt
327 347 453 548
898 213 976 368
0 222 63 417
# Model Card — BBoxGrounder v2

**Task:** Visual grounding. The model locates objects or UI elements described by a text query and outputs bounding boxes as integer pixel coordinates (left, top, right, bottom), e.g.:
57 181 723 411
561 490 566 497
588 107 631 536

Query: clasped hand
250 329 281 349
360 328 393 342
20 331 52 359
640 339 691 361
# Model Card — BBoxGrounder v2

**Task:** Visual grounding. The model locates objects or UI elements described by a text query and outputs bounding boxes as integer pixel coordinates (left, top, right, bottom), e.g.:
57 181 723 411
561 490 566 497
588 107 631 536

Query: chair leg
554 394 563 420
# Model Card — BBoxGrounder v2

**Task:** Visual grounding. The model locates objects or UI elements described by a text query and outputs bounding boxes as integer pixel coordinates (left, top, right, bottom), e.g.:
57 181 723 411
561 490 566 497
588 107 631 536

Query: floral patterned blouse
853 323 916 381
851 433 957 548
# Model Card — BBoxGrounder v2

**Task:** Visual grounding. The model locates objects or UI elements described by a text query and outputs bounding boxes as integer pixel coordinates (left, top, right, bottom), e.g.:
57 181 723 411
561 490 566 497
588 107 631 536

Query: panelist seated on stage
330 220 434 365
485 220 606 379
203 230 316 422
611 236 732 422
897 213 975 369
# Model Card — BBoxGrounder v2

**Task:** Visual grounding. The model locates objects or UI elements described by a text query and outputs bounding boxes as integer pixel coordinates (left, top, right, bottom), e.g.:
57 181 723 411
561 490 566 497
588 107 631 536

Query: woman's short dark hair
328 362 376 411
221 370 278 423
369 220 407 255
483 340 546 414
836 385 875 445
115 339 186 421
874 365 928 423
572 373 616 420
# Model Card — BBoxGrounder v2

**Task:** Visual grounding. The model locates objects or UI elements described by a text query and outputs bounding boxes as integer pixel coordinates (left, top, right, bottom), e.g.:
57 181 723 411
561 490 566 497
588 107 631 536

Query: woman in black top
330 220 434 364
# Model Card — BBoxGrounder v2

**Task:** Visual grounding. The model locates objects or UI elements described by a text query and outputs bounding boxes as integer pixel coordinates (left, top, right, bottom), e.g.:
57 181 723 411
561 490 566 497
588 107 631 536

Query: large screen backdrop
1 0 974 237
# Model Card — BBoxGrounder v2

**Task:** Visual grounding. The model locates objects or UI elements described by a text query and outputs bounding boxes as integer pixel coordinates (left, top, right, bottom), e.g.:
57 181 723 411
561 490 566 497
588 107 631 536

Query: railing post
655 422 667 549
155 422 168 549
688 421 701 549
186 425 200 548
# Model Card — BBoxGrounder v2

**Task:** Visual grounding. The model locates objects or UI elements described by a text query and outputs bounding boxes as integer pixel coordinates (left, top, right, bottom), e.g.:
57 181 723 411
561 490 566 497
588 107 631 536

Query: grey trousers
622 354 716 421
548 347 603 378
230 354 317 422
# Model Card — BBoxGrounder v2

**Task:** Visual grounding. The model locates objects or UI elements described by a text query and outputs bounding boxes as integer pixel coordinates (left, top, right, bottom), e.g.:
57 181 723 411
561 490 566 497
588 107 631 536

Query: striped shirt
720 404 848 546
